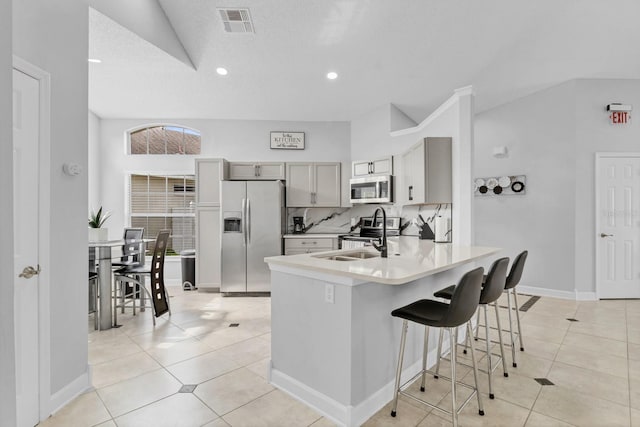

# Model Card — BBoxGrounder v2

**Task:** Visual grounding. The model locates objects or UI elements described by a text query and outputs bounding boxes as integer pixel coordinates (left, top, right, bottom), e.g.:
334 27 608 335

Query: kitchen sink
313 250 380 261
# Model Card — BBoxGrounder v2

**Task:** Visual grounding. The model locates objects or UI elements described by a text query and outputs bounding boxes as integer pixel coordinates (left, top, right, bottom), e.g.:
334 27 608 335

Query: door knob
600 233 614 238
19 265 41 279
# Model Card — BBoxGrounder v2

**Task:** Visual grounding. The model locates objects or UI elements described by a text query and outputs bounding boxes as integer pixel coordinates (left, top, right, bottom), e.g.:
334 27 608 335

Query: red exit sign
610 111 631 124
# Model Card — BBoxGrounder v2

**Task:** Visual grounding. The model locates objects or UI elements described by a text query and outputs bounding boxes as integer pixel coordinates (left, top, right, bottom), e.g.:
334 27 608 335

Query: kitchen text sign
270 132 305 150
610 111 631 124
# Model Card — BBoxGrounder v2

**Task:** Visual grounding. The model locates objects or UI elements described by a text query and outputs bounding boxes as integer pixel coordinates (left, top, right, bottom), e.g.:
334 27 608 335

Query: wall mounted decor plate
474 175 526 196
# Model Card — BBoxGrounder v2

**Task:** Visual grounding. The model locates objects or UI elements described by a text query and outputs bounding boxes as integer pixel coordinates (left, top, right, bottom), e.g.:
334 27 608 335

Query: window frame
124 170 196 257
126 123 202 155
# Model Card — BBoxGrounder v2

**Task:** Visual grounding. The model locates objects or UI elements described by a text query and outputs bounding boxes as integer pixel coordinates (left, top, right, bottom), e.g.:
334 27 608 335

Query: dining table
88 238 154 330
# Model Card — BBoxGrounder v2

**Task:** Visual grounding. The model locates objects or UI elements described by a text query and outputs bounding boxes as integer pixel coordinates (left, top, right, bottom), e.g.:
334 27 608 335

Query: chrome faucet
372 207 388 258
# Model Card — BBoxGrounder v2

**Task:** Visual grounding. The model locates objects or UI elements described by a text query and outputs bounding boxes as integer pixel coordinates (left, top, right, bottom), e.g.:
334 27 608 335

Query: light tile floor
38 287 640 426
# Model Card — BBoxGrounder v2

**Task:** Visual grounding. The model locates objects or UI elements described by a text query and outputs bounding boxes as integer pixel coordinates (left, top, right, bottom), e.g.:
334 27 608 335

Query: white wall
574 79 640 294
88 111 101 210
0 0 16 424
475 79 640 296
475 81 576 293
13 0 89 410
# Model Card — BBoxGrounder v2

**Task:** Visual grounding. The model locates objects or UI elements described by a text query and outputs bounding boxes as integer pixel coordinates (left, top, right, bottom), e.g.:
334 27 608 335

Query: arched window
129 125 201 155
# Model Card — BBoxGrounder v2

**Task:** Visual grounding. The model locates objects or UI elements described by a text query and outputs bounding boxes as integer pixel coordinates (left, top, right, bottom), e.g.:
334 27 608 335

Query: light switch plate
325 284 335 304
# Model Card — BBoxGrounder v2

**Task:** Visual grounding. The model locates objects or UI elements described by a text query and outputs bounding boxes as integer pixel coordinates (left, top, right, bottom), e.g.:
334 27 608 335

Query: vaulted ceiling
88 0 640 122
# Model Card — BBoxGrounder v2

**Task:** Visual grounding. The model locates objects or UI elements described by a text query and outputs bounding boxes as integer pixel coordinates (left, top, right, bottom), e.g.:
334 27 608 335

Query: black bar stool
433 257 510 399
503 251 528 367
390 267 485 427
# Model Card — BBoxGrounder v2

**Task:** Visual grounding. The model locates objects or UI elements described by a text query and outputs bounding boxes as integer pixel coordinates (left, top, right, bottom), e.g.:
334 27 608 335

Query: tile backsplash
286 204 452 238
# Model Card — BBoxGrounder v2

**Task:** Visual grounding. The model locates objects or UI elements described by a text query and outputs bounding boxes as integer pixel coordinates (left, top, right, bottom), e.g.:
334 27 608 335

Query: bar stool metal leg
420 326 429 392
506 289 518 367
484 305 494 399
467 322 485 416
474 309 481 341
434 328 444 379
391 320 409 417
450 327 458 427
493 302 509 378
513 290 525 351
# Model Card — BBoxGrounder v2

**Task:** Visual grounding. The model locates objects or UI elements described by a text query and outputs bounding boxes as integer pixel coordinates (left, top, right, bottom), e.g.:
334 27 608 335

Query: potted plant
88 207 111 241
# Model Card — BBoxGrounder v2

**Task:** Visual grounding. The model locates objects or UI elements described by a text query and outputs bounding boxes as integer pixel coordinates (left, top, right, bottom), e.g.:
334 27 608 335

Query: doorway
595 153 640 299
13 57 51 426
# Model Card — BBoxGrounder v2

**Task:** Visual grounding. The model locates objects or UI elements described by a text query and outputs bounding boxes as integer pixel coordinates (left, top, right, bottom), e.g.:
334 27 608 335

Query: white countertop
283 234 341 238
265 236 500 285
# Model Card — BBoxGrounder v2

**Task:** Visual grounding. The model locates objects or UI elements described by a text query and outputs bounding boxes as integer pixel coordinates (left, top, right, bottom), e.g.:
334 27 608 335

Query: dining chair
113 230 171 325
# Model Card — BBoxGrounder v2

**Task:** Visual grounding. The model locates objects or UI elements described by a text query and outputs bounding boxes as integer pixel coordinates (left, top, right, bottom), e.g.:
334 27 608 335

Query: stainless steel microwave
349 175 394 204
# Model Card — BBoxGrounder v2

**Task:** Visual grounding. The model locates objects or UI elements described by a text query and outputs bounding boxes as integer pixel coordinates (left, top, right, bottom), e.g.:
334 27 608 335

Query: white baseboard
575 291 597 301
270 346 446 427
517 285 576 300
517 286 598 301
46 367 91 418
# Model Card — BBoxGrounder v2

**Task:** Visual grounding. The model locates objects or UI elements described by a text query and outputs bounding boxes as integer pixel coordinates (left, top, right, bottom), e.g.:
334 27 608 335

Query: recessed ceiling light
216 67 228 76
327 72 338 80
88 59 102 64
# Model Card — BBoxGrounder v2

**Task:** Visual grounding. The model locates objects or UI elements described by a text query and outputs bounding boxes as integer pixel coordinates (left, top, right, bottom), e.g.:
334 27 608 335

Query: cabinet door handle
258 165 261 176
368 162 372 174
409 185 413 201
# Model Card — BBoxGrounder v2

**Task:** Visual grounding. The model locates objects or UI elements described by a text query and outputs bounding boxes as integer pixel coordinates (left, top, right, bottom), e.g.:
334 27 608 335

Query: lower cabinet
196 207 221 289
284 237 337 255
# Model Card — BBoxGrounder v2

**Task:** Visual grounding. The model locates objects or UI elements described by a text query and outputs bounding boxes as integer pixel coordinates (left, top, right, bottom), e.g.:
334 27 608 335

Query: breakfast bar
265 238 499 427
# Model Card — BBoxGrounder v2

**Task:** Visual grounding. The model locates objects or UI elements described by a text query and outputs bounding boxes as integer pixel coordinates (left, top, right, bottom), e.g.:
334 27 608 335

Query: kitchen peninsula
265 238 499 427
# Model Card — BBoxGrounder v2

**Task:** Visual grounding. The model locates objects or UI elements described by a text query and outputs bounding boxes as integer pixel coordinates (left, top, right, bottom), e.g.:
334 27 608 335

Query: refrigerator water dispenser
223 213 242 233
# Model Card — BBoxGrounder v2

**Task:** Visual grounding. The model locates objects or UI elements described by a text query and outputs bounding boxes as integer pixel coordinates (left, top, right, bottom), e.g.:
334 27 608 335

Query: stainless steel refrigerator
221 180 284 293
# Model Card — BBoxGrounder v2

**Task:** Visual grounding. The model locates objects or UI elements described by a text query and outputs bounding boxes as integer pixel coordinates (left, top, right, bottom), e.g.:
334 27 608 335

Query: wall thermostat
63 163 82 176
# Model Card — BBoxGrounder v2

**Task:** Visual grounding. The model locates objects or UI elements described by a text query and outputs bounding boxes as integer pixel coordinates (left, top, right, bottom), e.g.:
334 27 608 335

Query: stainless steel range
339 217 401 249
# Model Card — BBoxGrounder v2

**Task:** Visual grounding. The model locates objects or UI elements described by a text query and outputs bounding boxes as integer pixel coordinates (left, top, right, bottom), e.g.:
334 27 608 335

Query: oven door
349 175 393 204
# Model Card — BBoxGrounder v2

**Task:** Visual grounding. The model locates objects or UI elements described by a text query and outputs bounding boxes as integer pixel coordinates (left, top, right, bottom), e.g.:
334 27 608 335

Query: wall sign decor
270 131 305 150
474 175 526 196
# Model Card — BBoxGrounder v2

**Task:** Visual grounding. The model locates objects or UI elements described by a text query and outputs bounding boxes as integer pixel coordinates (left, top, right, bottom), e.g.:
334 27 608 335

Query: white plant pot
88 227 108 242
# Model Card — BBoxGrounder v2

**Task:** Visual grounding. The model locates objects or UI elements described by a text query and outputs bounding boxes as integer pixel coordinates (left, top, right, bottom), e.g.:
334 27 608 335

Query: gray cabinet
284 237 337 255
229 162 285 180
286 162 341 207
352 156 393 177
195 158 228 290
195 158 228 205
196 207 221 289
402 138 451 205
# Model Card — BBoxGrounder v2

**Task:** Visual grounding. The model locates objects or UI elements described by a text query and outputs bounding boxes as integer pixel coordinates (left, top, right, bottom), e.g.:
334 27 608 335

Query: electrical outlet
325 284 335 304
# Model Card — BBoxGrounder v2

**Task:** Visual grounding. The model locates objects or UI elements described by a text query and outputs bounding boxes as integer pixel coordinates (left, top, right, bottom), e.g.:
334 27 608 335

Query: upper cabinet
352 156 393 177
401 138 451 205
195 159 229 206
286 162 341 207
229 162 285 180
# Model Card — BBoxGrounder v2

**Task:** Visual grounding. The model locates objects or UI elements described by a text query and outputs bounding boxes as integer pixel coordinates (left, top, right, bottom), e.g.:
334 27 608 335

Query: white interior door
597 155 640 299
13 68 40 426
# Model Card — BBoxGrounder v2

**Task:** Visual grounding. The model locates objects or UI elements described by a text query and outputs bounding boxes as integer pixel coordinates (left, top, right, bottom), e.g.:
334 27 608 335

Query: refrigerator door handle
247 198 251 244
241 198 247 246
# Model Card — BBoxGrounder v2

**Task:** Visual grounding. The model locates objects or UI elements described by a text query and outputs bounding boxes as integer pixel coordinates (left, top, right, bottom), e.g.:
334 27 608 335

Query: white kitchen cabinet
402 138 451 205
229 162 285 180
196 207 221 289
195 158 227 291
195 158 228 205
352 156 393 177
284 237 337 255
286 162 341 207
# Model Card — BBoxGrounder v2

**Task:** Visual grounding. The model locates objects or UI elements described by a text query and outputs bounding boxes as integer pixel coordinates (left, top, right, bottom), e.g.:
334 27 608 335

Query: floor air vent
218 8 254 33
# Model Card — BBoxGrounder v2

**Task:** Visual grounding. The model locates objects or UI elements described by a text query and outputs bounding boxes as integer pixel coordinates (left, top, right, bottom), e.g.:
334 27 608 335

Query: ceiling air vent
218 8 254 33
